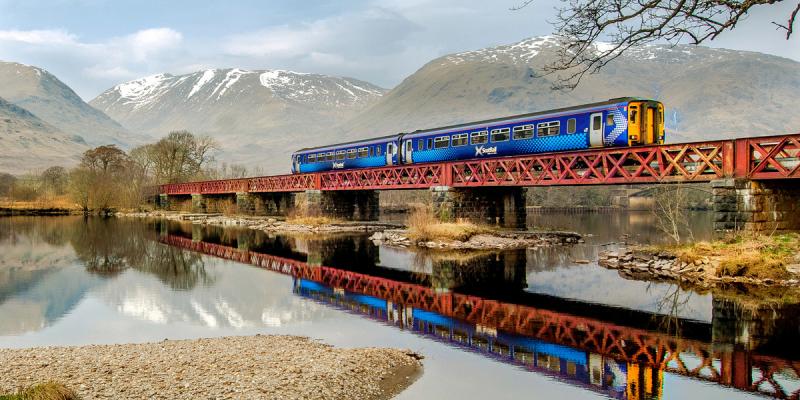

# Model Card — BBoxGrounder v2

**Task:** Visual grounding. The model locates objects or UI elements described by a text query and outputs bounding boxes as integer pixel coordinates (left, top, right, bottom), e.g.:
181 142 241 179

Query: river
0 213 797 399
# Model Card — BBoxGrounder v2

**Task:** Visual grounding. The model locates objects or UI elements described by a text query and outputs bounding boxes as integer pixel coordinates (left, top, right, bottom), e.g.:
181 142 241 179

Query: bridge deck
161 134 800 195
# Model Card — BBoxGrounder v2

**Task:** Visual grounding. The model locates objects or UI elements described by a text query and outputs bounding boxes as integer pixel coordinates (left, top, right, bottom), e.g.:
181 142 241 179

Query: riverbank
0 335 422 400
117 211 403 233
371 229 582 250
599 233 800 288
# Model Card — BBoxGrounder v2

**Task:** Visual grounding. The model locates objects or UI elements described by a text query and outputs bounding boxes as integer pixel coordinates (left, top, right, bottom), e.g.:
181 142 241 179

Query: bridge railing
158 134 800 195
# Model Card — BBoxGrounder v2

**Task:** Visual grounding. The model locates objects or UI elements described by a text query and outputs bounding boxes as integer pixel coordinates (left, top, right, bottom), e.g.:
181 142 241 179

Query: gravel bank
0 335 423 400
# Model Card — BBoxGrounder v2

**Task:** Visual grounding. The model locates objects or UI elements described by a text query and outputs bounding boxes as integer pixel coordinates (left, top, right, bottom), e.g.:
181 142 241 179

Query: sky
0 0 798 100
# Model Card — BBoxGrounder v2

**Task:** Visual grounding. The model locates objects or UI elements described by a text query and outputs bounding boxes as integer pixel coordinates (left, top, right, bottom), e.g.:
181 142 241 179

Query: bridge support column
236 192 254 215
430 186 527 228
712 179 800 232
300 190 379 221
191 194 206 213
158 194 171 210
251 192 296 216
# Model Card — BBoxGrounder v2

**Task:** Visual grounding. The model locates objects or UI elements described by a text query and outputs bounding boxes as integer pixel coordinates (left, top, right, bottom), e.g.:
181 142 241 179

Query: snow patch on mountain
188 69 216 99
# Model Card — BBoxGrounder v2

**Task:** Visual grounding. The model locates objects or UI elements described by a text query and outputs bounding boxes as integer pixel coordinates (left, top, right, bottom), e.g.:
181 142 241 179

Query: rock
786 264 800 275
573 259 591 264
371 232 384 241
694 259 703 266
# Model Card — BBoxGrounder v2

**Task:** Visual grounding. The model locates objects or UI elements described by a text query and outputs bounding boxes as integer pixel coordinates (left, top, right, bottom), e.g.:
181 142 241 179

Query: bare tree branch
515 0 796 89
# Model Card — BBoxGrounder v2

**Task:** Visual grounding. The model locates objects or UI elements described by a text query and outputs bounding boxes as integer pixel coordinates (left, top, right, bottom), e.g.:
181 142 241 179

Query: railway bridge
158 134 800 231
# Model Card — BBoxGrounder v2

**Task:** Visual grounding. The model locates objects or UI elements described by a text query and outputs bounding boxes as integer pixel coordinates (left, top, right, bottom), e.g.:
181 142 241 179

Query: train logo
475 146 498 156
332 162 345 169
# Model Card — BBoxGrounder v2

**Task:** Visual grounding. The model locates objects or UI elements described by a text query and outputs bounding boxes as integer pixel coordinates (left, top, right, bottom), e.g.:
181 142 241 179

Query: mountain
0 97 87 173
0 61 143 149
338 36 800 144
90 69 386 172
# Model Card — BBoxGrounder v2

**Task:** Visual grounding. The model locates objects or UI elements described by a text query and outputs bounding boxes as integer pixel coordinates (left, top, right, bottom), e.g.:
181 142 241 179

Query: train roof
404 97 650 137
293 97 652 154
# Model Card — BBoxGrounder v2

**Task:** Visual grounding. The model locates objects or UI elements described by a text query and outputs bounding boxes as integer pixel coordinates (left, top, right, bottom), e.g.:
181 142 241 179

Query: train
290 97 665 174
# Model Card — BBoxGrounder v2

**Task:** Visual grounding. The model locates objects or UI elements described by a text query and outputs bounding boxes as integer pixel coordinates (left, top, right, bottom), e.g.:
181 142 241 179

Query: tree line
0 130 262 212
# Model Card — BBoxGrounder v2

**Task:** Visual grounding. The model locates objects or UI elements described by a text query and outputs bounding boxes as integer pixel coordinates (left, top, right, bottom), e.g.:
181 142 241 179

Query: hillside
0 61 142 149
90 69 386 172
0 97 87 174
338 37 800 145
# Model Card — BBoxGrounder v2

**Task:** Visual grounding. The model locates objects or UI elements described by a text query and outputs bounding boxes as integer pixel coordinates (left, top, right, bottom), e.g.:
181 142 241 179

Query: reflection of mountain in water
0 217 101 335
99 262 331 328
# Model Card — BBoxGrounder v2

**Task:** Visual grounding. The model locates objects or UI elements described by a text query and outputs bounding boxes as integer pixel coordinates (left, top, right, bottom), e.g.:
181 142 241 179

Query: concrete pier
430 186 527 228
301 190 379 221
712 179 800 231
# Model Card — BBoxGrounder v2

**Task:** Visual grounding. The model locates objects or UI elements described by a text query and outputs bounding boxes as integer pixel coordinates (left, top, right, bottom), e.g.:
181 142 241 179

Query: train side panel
400 102 632 165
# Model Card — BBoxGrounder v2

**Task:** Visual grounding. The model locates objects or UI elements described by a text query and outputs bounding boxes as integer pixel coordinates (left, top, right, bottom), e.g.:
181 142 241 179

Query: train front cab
627 100 664 146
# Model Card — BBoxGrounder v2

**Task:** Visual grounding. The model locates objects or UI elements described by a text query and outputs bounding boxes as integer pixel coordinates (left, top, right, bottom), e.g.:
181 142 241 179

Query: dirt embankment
0 335 423 400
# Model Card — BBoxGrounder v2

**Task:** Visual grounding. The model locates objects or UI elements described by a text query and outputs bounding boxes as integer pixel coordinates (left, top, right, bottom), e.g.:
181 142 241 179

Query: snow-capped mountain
90 68 386 173
338 36 800 144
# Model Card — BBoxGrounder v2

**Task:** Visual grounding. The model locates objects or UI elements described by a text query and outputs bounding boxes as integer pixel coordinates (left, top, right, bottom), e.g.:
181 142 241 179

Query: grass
285 215 339 226
405 206 489 242
0 196 78 211
0 382 80 400
653 232 800 280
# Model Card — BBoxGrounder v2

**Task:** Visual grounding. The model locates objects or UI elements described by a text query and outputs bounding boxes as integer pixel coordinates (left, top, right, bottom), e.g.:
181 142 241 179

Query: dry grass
0 196 78 210
656 233 800 280
0 382 80 400
405 206 488 242
285 215 338 226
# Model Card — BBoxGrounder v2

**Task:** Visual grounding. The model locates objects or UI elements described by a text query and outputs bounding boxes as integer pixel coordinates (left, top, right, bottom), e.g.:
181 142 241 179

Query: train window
630 107 638 123
452 133 469 146
370 147 374 157
347 149 357 159
327 152 334 161
567 118 577 134
336 150 345 160
418 139 424 151
358 147 369 158
376 146 382 156
490 128 510 142
308 154 316 163
434 136 450 149
427 138 433 149
537 121 560 137
512 124 534 140
592 115 602 130
471 131 488 144
606 114 615 126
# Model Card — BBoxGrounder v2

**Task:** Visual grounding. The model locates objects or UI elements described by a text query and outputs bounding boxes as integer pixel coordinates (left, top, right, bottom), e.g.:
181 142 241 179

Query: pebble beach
0 335 423 399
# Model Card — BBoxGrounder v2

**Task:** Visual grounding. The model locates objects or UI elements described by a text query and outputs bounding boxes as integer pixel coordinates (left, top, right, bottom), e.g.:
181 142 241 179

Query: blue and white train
291 97 665 174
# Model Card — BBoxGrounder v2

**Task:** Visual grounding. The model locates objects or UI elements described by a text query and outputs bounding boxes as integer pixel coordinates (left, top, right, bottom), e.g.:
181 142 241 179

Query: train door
292 155 300 173
386 142 395 166
590 112 604 147
404 139 414 164
645 105 656 144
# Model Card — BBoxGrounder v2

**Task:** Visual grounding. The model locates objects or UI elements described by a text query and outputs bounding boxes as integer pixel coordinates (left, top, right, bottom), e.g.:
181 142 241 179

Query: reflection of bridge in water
159 224 800 399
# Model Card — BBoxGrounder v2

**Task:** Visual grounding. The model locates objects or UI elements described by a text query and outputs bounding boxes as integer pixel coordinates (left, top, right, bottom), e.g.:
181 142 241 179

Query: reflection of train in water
291 98 665 173
294 279 663 400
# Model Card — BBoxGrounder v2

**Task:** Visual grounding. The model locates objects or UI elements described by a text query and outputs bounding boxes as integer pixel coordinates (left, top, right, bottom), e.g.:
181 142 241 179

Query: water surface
0 215 797 400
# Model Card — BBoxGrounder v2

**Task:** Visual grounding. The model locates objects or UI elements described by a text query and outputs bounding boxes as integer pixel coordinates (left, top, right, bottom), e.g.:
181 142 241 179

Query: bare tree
652 184 695 243
514 0 799 88
144 130 218 184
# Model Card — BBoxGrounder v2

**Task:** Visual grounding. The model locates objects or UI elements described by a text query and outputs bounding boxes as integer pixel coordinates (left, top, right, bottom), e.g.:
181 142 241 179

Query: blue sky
1 0 798 99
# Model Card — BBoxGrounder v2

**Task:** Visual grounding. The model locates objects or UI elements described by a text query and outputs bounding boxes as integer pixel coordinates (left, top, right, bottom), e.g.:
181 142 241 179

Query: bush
406 206 487 242
0 382 80 400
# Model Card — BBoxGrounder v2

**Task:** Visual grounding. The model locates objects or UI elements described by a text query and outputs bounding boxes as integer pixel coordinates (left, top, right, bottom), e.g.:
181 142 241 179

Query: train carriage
291 97 664 174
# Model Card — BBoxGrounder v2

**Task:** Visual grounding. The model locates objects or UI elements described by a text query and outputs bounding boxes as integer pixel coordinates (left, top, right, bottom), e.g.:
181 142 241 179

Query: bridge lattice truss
161 134 800 194
163 235 800 399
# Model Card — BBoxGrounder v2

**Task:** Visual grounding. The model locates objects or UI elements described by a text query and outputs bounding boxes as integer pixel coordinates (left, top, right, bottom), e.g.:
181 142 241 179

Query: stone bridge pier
300 190 379 221
712 179 800 232
430 186 527 229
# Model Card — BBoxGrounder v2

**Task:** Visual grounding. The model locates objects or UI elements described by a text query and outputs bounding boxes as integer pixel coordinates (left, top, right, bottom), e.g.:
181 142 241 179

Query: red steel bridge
163 234 800 399
161 134 800 195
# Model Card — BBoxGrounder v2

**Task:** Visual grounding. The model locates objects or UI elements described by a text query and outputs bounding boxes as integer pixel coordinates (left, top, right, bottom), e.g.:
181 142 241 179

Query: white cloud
0 27 186 98
0 29 77 45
